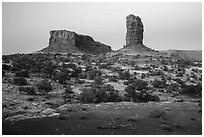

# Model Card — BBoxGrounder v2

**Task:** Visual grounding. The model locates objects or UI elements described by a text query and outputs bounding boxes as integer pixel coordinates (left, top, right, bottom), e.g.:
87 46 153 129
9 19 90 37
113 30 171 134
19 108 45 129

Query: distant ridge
161 50 202 61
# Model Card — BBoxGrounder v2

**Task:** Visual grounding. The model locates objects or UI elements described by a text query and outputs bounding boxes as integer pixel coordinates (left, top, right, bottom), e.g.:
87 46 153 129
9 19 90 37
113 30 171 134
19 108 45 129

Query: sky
2 2 202 54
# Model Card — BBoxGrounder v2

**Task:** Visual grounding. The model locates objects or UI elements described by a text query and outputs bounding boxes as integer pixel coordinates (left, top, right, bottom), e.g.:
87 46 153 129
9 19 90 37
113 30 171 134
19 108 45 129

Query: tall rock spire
126 14 144 47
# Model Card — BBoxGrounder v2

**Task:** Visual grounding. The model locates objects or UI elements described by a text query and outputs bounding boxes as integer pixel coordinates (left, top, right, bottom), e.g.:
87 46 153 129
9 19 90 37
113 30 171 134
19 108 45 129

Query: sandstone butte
41 30 112 54
41 14 153 54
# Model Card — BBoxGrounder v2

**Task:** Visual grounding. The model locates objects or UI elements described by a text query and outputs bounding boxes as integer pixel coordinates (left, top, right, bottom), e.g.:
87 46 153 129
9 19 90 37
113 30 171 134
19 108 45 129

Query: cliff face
41 30 112 54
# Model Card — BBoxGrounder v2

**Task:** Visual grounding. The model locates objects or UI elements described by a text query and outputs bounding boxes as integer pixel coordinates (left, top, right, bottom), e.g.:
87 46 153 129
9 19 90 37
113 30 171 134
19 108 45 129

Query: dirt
2 101 202 135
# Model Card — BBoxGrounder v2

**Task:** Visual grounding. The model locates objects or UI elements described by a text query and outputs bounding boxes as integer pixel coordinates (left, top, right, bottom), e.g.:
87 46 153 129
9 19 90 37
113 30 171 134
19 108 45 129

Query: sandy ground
2 100 202 135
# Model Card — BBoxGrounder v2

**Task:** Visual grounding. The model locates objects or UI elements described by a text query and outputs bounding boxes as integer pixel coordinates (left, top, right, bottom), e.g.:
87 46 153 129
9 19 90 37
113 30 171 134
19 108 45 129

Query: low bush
181 83 202 97
166 83 180 93
15 70 29 78
79 72 87 79
2 64 11 71
36 79 52 92
62 85 75 103
126 79 148 91
124 79 160 102
19 86 36 95
2 71 5 77
150 109 167 119
118 70 131 80
121 93 131 102
109 76 118 82
79 88 96 103
95 84 121 103
13 77 27 86
93 76 103 86
88 69 102 80
54 71 70 84
79 84 121 103
76 79 85 84
152 79 166 88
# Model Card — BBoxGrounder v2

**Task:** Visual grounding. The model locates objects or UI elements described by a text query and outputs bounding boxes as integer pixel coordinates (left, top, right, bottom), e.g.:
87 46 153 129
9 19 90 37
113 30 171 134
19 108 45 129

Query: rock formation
125 14 152 52
126 14 144 46
41 30 112 54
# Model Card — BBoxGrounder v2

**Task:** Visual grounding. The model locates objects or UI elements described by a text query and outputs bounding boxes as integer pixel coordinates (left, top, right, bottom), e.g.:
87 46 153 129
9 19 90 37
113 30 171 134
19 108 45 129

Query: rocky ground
2 52 202 135
3 99 202 135
2 81 202 135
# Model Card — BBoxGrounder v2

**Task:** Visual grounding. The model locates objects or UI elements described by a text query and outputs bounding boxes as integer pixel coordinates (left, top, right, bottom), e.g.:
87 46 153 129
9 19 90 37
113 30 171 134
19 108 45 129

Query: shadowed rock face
41 30 112 54
126 14 144 47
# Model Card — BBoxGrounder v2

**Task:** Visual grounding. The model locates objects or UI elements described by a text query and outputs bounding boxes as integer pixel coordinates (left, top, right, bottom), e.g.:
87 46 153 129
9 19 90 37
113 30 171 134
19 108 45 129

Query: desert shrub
152 79 166 88
181 83 202 97
177 59 193 68
121 93 131 101
92 86 109 103
150 109 167 119
64 85 74 94
98 63 108 69
176 71 185 77
15 70 29 78
77 79 85 84
166 83 180 93
124 79 160 102
19 86 36 95
11 54 36 71
70 67 82 78
125 89 160 102
163 65 168 71
81 54 89 60
79 88 96 103
79 72 87 79
62 85 75 103
36 79 52 92
123 77 136 85
54 70 70 84
174 78 186 88
2 71 5 77
128 79 148 91
161 60 168 65
109 76 118 82
141 73 146 79
79 84 121 103
118 70 131 80
88 69 102 80
93 76 103 87
107 89 121 102
13 77 27 86
95 84 121 103
129 60 136 67
2 64 11 71
42 61 56 78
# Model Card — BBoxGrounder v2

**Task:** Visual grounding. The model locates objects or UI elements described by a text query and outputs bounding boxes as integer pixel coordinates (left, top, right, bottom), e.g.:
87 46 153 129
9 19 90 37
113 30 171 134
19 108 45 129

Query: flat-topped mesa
41 30 112 54
125 14 151 52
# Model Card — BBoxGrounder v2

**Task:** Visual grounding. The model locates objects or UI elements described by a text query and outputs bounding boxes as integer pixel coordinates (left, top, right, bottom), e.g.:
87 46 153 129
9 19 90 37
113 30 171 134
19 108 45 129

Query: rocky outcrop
125 14 152 52
41 30 112 54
